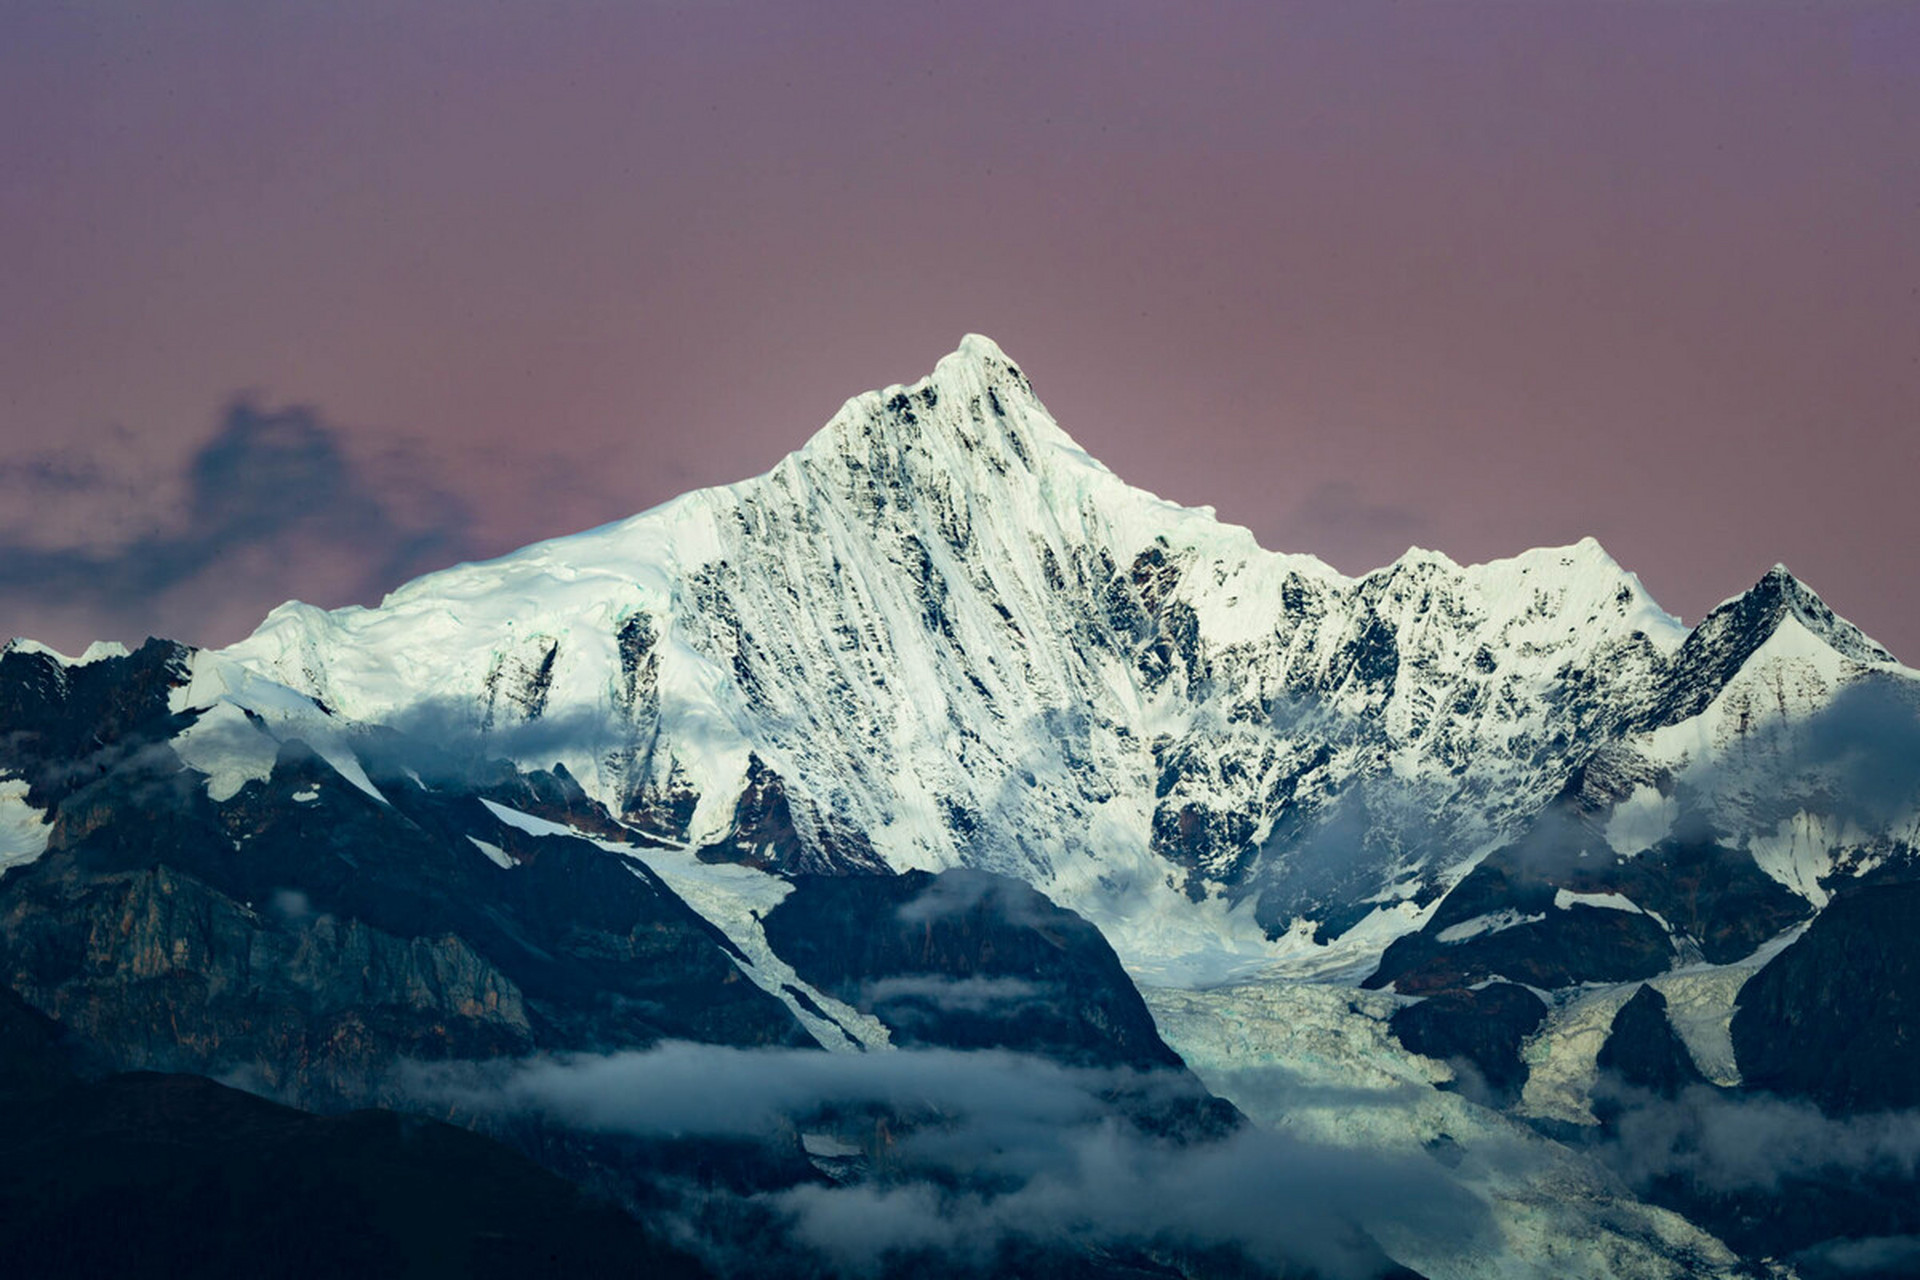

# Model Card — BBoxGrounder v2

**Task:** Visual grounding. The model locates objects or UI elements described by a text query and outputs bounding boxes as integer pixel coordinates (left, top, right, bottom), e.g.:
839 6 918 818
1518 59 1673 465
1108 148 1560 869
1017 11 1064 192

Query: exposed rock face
700 753 888 875
0 638 194 803
1638 566 1896 731
0 640 1323 1280
1366 811 1809 994
762 869 1187 1072
6 338 1920 1278
1386 981 1548 1106
1595 985 1705 1098
1732 879 1920 1114
2 861 534 1105
1583 970 1920 1272
0 642 811 1110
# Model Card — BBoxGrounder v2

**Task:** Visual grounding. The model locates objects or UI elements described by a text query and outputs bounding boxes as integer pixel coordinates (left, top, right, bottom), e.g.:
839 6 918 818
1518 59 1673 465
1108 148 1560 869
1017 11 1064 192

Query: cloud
17 737 197 811
894 868 1054 930
403 1042 1112 1141
374 699 642 775
402 1041 1487 1279
1681 672 1920 831
1799 676 1920 826
772 1118 1462 1280
0 450 116 495
1269 480 1432 571
860 975 1051 1014
0 400 478 650
1793 1234 1920 1276
1597 1082 1920 1195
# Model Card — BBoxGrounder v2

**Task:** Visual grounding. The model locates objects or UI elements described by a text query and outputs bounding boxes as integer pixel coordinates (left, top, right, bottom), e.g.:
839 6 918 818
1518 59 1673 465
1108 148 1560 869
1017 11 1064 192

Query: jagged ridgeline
213 334 1917 985
3 336 1918 1279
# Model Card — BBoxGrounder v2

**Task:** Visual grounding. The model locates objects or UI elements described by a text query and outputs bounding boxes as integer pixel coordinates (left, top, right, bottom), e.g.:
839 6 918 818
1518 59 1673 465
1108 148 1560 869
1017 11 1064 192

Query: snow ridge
218 336 1916 981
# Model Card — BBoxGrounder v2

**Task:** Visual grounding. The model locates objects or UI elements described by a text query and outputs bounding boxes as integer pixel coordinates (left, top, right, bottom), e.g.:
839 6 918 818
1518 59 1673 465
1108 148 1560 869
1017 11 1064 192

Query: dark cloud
0 401 478 650
403 1041 1487 1279
376 699 640 775
1272 481 1433 573
0 451 114 494
22 738 194 808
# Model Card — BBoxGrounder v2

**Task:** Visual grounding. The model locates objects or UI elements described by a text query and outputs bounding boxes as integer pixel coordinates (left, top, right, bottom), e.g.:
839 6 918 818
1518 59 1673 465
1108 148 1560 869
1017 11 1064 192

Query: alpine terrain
3 336 1917 1278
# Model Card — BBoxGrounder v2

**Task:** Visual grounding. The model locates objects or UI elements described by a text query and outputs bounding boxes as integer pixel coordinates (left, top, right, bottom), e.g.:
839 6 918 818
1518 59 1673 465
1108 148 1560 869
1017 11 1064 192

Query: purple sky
3 1 1916 658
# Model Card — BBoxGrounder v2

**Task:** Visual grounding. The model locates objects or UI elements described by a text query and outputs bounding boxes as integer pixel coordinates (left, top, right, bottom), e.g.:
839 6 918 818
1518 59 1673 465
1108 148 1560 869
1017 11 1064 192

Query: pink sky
2 1 1916 657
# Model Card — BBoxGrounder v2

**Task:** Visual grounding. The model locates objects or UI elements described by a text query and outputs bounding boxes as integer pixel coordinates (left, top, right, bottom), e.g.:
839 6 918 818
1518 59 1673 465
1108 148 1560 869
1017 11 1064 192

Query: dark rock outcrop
0 1072 709 1280
0 646 811 1111
764 868 1185 1072
0 638 193 812
696 754 890 876
1388 982 1548 1106
1732 880 1920 1114
1595 985 1704 1099
1367 809 1805 994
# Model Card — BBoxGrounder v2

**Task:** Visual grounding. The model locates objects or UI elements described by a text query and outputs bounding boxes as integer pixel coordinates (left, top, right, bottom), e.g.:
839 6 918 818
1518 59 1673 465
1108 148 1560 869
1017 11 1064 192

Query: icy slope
1144 981 1742 1280
220 335 1914 981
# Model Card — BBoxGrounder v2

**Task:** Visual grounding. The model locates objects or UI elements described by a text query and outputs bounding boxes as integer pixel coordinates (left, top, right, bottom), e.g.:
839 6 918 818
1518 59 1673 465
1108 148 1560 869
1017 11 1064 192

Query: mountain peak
2 637 133 668
1643 562 1898 729
1721 563 1892 665
950 332 1013 365
797 335 1103 494
1744 563 1814 610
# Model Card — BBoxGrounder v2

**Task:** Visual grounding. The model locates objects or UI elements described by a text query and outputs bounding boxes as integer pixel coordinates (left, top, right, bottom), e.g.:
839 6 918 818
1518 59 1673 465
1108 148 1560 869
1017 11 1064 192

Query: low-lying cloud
861 975 1051 1014
403 1041 1487 1279
773 1117 1464 1280
1799 676 1920 826
1677 672 1920 833
405 1042 1113 1142
894 867 1055 930
375 699 641 777
1794 1234 1920 1276
1599 1082 1920 1195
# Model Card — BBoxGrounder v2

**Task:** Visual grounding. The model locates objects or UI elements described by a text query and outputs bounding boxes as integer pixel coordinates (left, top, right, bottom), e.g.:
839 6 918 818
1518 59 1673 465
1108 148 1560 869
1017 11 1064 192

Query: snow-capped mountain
219 335 1918 984
9 335 1919 1277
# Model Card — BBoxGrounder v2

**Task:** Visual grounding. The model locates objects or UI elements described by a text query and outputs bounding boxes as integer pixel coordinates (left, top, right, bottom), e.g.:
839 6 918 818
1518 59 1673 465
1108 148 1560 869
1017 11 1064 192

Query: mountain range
3 337 1917 1278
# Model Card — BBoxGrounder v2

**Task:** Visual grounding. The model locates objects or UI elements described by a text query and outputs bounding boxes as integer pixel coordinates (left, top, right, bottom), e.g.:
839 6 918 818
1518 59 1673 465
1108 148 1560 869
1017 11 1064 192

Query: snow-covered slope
220 336 1917 983
0 778 49 873
1565 573 1920 912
